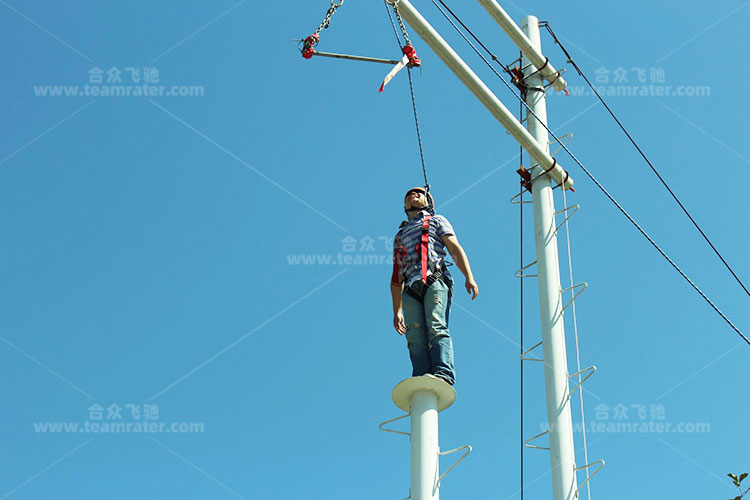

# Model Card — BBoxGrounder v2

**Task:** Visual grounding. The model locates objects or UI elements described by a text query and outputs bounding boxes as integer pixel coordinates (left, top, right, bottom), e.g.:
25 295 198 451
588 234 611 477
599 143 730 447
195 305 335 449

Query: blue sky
1 0 748 499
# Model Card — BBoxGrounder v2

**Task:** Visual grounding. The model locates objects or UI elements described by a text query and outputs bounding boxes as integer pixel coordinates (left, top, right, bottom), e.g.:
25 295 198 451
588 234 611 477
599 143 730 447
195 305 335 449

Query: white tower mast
520 15 579 500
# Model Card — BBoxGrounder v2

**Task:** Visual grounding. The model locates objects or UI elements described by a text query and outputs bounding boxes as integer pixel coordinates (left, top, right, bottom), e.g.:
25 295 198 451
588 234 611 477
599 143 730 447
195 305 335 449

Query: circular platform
391 374 456 412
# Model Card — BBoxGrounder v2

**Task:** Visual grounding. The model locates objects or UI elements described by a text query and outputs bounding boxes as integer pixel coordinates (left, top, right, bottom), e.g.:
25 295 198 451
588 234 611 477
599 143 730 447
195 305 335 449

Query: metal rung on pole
510 191 533 204
437 445 473 485
379 413 411 437
575 459 605 493
521 340 544 362
549 133 573 157
566 365 596 402
561 282 587 312
515 260 538 278
524 430 550 450
554 204 580 236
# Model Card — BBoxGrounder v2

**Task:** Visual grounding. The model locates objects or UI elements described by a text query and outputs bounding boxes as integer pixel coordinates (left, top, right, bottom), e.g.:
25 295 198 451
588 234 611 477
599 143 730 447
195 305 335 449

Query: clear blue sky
1 0 748 498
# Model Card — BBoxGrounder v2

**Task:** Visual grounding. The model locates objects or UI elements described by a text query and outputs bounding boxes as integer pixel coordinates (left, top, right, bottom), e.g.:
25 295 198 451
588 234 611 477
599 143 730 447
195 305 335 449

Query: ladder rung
509 190 533 204
437 445 473 485
549 132 573 158
524 430 550 451
553 204 580 236
561 281 588 312
566 365 597 402
575 459 605 493
521 340 544 362
514 260 538 279
378 413 410 437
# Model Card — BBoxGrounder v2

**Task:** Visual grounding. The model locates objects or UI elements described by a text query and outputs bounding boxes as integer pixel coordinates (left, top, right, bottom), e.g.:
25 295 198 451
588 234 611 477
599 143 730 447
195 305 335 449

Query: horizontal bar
312 51 403 65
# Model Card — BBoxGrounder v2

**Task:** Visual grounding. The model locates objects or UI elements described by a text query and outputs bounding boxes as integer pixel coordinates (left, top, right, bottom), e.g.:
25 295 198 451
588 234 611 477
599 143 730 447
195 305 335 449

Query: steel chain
391 0 412 46
313 0 344 36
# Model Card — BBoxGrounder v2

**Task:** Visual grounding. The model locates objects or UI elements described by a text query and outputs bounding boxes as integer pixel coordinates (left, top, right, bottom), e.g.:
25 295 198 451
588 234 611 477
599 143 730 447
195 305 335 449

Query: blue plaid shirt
393 210 455 287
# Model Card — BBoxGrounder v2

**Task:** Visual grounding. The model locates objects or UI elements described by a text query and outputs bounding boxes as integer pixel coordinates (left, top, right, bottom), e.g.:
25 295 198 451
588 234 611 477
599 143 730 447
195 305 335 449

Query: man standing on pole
390 187 479 386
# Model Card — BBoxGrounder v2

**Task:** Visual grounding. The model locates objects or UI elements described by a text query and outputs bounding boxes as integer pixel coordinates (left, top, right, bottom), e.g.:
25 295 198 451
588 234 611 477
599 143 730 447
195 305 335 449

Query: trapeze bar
312 51 403 65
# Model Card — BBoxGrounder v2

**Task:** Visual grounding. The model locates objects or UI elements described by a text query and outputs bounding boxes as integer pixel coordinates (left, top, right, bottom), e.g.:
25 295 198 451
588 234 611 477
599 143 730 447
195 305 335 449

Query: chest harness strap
417 214 432 284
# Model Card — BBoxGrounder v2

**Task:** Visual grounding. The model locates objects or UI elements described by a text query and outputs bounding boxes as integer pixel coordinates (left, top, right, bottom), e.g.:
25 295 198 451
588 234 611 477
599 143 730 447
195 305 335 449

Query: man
390 187 478 385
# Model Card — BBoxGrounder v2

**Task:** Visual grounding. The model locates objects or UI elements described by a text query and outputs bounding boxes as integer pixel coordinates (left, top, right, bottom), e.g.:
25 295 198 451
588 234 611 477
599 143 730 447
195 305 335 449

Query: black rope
407 68 429 190
519 84 525 500
540 22 750 300
384 0 402 45
385 1 429 192
428 0 750 347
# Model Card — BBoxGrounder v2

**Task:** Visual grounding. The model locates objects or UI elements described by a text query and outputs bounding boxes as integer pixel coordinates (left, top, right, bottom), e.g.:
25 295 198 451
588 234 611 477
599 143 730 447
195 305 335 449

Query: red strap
418 215 432 284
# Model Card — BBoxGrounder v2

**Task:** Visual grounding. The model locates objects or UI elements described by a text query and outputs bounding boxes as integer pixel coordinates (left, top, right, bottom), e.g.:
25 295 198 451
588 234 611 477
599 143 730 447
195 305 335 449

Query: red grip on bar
402 45 421 67
301 34 319 59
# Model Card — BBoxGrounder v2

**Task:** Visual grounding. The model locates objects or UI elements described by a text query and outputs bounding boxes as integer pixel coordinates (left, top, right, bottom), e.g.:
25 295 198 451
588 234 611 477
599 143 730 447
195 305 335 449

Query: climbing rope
385 1 431 196
300 0 431 199
428 0 749 347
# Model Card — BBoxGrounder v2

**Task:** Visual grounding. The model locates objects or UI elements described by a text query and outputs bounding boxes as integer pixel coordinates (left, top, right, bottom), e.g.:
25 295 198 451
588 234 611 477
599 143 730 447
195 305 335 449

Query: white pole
410 390 440 500
522 15 578 500
391 376 456 500
385 0 573 191
477 0 567 91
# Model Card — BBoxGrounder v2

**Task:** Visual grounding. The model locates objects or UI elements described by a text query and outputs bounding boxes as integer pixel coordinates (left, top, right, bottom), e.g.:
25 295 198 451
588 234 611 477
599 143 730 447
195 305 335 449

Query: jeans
401 279 455 385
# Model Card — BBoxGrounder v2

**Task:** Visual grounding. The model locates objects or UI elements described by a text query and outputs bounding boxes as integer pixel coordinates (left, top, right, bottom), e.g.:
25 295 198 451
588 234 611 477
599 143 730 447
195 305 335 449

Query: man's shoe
425 373 454 386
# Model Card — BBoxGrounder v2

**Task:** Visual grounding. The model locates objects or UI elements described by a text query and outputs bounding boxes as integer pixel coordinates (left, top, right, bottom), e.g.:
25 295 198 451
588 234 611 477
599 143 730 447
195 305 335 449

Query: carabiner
331 0 344 7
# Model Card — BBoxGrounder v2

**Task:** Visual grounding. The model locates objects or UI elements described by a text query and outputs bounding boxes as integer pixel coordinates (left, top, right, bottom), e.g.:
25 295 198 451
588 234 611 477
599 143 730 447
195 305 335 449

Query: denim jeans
401 279 455 385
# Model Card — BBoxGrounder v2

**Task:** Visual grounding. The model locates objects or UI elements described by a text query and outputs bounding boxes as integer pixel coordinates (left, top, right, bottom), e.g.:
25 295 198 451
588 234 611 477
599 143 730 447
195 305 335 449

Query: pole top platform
392 375 456 412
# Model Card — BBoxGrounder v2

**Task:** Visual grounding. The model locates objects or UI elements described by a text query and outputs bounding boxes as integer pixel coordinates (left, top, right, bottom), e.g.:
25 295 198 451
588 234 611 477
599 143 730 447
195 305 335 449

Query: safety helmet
404 186 434 211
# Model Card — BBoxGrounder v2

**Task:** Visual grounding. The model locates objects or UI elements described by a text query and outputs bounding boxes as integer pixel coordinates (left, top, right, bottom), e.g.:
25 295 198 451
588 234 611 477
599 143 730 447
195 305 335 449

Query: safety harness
391 212 452 301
